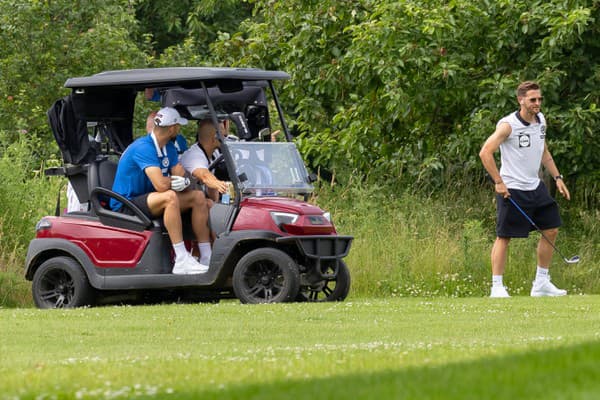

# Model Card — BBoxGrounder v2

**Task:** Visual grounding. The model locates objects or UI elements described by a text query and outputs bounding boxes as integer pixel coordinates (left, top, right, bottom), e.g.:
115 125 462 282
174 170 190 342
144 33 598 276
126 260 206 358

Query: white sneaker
490 286 510 298
172 253 209 275
531 278 567 297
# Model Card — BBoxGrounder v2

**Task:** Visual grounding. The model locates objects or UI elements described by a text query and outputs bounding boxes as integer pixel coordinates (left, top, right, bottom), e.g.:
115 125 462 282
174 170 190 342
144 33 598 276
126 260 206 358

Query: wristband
554 174 563 181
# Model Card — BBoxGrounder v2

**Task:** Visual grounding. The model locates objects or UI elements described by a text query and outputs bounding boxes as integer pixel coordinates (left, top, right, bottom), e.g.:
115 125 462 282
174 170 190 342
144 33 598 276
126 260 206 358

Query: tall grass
1 137 598 307
0 133 62 307
314 175 600 299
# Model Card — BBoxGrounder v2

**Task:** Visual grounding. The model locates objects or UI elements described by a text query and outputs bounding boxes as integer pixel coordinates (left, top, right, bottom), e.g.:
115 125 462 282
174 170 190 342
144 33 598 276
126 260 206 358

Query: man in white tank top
479 81 571 298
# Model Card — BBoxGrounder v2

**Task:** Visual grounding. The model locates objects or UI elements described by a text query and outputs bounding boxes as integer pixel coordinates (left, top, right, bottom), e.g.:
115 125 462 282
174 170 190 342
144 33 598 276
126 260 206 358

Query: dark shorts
496 181 562 238
119 193 155 220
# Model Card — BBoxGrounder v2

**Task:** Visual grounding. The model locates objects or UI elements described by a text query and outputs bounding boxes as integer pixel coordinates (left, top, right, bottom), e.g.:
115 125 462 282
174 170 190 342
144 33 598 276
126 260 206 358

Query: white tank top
497 111 546 191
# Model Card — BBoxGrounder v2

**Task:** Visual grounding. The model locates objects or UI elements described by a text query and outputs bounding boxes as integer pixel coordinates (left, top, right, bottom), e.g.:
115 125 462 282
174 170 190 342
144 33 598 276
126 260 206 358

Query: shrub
0 131 62 307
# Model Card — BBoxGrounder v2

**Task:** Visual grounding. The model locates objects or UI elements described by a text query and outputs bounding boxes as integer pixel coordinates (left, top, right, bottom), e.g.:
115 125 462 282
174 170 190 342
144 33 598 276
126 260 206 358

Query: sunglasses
527 97 543 103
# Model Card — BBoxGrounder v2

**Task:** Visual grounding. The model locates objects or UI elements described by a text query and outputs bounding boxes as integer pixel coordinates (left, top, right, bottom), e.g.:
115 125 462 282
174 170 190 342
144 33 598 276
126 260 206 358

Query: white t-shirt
66 182 87 212
180 143 217 175
497 111 547 191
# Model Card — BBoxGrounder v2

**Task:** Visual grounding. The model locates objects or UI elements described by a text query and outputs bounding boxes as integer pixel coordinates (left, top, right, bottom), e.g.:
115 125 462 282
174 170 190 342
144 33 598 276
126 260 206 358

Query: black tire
297 261 351 302
32 256 95 309
233 248 300 304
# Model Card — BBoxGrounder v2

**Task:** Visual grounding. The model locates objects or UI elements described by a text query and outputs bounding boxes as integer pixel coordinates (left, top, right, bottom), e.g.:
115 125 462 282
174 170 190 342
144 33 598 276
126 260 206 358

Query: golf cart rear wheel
233 248 300 304
32 256 95 309
297 261 351 302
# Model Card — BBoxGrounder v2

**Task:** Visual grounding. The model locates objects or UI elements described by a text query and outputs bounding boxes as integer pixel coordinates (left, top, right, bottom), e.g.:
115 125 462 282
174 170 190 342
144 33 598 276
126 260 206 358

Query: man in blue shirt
146 110 188 160
111 107 210 275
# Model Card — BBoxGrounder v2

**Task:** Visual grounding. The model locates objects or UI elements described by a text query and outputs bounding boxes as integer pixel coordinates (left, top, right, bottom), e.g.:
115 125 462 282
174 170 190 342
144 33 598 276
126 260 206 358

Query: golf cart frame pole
268 81 293 142
201 81 241 233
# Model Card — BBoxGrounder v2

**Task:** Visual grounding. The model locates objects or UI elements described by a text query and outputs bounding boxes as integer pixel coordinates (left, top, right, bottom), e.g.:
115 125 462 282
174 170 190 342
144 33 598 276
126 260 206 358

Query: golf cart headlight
35 218 52 231
323 212 331 222
270 212 298 228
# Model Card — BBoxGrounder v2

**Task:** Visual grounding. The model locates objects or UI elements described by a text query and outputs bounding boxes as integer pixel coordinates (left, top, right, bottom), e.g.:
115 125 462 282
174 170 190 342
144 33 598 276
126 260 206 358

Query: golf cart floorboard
102 272 220 290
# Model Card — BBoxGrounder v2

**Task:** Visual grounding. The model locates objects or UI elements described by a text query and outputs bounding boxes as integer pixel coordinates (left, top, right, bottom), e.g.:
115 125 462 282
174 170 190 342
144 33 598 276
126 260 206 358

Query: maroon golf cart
25 68 352 308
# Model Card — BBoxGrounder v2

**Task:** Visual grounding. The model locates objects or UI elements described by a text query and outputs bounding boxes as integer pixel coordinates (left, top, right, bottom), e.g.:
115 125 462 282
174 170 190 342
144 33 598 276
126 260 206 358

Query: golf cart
25 67 353 308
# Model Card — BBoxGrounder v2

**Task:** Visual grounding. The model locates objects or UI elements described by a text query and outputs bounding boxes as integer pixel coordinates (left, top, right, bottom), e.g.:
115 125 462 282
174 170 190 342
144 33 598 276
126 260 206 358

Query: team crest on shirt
162 157 170 168
518 134 531 148
540 125 546 139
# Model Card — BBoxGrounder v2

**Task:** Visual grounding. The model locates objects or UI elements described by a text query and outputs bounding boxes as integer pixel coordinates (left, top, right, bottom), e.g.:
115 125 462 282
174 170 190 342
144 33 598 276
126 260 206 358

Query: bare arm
192 168 229 194
145 166 172 192
479 122 511 197
170 163 186 178
541 143 570 200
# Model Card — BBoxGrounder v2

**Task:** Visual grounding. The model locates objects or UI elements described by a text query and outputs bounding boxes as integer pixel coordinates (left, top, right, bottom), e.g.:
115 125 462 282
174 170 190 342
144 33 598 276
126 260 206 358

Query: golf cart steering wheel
207 154 224 172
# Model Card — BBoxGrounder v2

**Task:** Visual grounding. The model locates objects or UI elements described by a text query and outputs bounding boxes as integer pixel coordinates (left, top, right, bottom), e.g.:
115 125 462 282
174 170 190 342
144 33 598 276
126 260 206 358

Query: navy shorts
496 181 562 238
119 193 155 219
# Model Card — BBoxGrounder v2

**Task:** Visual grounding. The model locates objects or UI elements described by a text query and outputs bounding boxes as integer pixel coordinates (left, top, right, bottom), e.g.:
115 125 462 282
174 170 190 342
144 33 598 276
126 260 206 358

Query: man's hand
495 181 510 198
194 168 229 194
170 175 190 192
556 179 571 200
215 180 229 194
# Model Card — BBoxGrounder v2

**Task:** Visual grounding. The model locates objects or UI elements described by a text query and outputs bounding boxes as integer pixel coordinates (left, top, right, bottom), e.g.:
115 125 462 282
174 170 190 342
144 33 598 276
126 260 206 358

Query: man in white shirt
181 119 230 203
479 81 570 298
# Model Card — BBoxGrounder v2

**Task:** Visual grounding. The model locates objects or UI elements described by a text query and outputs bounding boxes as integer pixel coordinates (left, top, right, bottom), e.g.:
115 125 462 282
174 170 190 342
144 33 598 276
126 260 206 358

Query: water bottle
221 192 230 204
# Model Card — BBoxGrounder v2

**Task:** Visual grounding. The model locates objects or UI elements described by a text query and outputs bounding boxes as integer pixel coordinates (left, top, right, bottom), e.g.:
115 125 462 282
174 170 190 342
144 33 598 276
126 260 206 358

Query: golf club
507 197 580 264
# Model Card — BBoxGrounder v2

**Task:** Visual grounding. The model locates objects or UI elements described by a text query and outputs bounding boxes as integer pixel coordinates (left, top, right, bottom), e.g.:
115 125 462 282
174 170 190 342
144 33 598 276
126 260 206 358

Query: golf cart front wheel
32 256 95 309
233 248 300 304
297 261 351 302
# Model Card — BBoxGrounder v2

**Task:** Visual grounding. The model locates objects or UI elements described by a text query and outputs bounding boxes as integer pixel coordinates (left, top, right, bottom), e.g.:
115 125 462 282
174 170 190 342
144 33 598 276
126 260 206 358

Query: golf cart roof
64 67 290 90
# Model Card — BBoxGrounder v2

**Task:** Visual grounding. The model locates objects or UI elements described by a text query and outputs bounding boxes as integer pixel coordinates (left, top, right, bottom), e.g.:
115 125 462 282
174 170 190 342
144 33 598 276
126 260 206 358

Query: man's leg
531 228 566 296
492 237 510 276
537 228 558 268
490 237 510 298
178 190 212 265
147 191 207 274
147 191 183 243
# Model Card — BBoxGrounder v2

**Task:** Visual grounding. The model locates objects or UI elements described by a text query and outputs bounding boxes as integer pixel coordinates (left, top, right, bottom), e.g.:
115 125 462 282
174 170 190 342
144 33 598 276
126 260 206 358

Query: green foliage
135 0 196 54
0 132 63 307
0 133 62 251
209 0 600 190
136 0 253 61
0 0 147 154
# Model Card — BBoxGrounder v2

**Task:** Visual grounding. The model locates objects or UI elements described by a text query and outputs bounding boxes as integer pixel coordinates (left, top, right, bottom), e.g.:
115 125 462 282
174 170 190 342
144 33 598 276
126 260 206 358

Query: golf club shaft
507 196 569 261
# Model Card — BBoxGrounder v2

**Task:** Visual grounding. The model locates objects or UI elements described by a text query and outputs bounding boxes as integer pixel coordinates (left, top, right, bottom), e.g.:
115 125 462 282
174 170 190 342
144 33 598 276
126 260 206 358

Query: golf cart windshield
228 142 313 195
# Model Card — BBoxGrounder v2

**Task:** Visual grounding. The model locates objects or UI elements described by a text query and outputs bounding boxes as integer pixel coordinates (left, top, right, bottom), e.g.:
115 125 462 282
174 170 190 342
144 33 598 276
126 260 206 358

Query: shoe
172 253 209 275
530 278 567 297
490 286 510 298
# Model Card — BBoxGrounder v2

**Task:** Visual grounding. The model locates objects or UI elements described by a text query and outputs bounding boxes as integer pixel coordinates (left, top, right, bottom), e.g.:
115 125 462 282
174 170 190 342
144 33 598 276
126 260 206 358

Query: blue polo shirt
174 134 188 158
110 133 179 211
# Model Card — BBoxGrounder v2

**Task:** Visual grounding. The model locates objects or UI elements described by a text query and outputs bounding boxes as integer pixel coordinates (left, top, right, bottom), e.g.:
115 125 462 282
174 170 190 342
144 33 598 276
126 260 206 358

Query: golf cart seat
87 157 117 208
88 157 153 232
86 157 195 239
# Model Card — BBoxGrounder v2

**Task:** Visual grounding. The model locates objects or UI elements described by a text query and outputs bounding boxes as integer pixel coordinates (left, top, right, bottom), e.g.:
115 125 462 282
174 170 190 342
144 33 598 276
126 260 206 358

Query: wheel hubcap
244 261 283 302
39 270 74 308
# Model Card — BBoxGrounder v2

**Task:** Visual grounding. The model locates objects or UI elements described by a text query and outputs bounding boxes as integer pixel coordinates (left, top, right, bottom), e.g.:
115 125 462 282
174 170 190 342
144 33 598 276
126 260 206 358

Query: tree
207 0 599 188
136 0 253 61
0 0 147 149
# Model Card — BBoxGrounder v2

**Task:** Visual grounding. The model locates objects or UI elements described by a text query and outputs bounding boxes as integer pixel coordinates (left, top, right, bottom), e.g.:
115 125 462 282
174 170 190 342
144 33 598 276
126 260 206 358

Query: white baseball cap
154 107 188 127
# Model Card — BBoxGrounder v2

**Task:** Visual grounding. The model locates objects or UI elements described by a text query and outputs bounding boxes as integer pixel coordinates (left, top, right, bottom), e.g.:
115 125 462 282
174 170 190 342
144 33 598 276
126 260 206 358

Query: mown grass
1 296 600 399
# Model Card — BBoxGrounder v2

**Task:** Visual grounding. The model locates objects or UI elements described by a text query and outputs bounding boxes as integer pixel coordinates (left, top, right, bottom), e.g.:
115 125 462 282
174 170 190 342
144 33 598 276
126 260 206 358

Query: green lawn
1 296 600 399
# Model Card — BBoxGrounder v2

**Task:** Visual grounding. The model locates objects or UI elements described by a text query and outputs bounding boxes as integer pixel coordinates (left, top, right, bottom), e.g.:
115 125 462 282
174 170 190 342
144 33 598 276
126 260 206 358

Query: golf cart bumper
276 235 353 279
